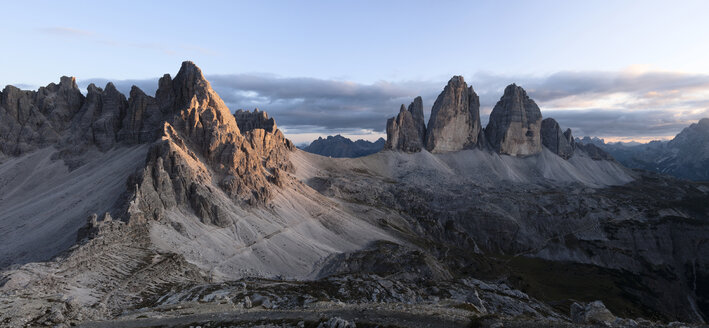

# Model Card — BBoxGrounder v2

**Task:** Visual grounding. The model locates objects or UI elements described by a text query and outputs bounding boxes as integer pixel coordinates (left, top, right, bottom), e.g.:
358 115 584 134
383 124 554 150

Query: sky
2 1 709 144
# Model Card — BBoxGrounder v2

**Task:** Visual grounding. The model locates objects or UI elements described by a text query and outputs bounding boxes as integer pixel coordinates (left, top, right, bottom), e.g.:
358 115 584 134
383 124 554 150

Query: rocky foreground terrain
1 63 708 327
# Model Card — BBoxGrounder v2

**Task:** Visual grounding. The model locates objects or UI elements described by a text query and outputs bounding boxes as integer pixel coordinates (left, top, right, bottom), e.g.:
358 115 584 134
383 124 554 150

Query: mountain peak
171 61 214 106
698 117 709 127
59 76 78 90
424 75 480 152
447 75 466 86
177 61 204 78
502 83 526 97
485 83 542 156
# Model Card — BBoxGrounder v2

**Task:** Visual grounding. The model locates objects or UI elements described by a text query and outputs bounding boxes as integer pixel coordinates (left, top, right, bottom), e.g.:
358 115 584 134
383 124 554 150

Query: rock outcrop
66 82 128 152
575 142 615 161
424 76 481 153
485 84 543 156
385 102 425 152
1 61 295 224
541 118 575 159
408 96 426 141
234 108 294 174
0 76 84 155
234 108 276 133
126 62 295 225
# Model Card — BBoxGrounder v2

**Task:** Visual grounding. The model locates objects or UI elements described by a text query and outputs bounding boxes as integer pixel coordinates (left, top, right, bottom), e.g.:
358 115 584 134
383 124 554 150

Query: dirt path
77 306 471 328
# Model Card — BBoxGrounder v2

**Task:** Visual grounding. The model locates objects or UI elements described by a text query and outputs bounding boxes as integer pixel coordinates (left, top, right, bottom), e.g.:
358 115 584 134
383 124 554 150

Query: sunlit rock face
424 76 481 153
128 61 296 228
485 84 542 156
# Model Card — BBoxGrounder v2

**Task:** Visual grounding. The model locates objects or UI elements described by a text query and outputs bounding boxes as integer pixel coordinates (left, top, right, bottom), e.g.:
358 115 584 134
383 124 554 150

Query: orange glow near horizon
600 135 675 144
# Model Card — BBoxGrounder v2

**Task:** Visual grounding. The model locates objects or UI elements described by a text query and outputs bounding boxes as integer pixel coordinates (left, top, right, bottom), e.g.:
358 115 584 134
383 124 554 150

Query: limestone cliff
485 84 542 156
425 76 481 153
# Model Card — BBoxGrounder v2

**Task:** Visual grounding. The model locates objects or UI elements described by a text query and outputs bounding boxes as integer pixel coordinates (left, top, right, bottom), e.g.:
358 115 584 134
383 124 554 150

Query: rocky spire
424 76 481 153
485 84 542 156
541 118 575 159
167 61 235 128
67 82 128 152
408 96 426 141
234 108 276 133
0 76 84 155
385 103 424 152
563 128 575 148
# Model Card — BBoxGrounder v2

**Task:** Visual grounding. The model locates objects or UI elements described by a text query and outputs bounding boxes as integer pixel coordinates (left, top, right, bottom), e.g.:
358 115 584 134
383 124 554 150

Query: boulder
570 300 616 325
425 76 481 152
317 317 356 328
485 84 542 156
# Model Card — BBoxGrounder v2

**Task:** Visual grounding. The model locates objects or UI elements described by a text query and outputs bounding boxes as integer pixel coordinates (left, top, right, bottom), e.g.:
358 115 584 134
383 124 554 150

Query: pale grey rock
541 118 575 159
485 84 542 156
425 76 481 153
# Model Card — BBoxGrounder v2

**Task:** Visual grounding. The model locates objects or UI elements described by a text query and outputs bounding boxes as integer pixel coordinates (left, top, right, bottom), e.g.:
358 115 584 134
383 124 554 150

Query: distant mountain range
300 135 385 158
577 118 709 181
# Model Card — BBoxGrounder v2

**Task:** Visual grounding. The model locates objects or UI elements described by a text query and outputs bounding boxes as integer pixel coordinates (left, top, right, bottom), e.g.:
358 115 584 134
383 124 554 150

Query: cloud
542 108 709 141
206 74 442 134
467 69 709 140
37 27 94 37
77 68 709 143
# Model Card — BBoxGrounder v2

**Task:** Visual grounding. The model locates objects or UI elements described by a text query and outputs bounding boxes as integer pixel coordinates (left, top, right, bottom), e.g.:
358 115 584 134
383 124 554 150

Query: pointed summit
170 61 229 113
408 96 426 140
485 84 543 156
424 75 481 153
385 96 427 152
59 76 79 90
